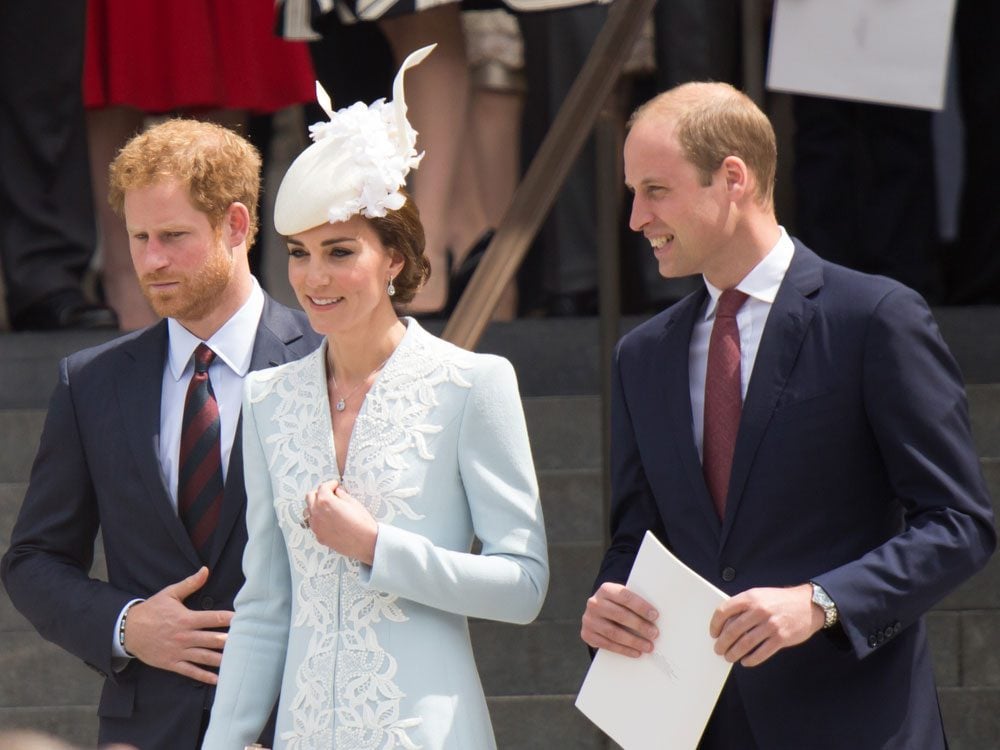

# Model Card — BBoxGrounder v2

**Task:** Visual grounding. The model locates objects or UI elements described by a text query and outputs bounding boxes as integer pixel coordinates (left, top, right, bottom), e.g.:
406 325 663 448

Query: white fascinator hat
273 44 435 236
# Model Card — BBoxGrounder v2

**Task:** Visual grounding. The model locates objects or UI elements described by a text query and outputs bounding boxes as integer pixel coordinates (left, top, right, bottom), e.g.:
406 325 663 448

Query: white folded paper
576 531 732 750
767 0 958 110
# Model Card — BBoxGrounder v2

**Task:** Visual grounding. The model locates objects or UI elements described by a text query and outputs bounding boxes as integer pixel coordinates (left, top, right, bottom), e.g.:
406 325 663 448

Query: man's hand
709 583 824 667
581 582 659 657
305 480 378 565
123 566 232 685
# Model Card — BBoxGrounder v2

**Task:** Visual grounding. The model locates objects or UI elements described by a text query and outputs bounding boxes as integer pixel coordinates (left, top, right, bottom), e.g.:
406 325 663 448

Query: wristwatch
810 582 839 629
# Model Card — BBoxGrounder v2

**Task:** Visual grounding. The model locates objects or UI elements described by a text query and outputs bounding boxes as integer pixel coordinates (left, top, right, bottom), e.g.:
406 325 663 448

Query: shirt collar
703 227 795 319
166 278 266 380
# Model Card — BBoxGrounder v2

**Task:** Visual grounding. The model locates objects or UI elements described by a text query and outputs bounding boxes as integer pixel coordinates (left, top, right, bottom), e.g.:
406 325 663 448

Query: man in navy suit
2 119 320 749
581 82 996 748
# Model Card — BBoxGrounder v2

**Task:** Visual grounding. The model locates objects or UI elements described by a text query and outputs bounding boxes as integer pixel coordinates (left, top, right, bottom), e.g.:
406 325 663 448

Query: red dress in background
84 0 316 113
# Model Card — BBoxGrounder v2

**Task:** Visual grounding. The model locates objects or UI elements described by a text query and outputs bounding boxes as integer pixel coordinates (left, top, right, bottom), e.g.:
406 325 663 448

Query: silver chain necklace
330 356 391 412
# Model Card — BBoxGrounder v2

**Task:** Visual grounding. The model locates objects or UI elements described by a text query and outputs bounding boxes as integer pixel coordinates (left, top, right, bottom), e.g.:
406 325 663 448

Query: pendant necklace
330 355 391 412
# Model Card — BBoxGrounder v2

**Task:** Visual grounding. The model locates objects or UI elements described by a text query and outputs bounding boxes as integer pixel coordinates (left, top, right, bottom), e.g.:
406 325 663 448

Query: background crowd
0 1 995 327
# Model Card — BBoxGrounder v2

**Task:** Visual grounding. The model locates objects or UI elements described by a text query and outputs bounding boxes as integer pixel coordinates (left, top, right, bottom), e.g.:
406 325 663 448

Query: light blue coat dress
202 319 549 750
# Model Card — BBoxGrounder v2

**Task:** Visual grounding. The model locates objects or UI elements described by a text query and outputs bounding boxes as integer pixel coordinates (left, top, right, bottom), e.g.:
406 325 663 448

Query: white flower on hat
274 45 434 235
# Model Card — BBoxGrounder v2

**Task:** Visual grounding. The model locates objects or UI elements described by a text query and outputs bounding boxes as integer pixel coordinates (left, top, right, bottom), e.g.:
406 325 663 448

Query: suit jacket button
200 596 214 609
721 567 737 582
868 634 878 648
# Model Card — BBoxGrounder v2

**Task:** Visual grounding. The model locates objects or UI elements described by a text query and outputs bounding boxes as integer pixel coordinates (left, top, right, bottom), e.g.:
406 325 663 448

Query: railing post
742 0 767 106
595 88 625 550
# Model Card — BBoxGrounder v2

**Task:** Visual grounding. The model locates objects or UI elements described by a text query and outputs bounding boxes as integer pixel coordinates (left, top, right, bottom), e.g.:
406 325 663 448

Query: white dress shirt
159 279 265 507
112 279 265 661
689 228 795 460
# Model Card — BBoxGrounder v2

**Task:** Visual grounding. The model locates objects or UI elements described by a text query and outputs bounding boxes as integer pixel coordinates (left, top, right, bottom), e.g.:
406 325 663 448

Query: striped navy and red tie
178 343 224 561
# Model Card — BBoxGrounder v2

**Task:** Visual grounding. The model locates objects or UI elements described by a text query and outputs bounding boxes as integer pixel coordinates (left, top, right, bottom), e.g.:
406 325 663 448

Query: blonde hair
109 119 262 244
629 82 777 207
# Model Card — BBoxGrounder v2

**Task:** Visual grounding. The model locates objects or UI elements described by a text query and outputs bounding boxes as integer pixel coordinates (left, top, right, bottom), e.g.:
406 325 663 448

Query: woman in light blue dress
202 46 548 750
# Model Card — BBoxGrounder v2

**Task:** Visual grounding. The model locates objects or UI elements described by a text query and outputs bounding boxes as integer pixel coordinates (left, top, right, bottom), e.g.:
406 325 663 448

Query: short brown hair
108 118 263 244
367 195 430 305
629 82 777 207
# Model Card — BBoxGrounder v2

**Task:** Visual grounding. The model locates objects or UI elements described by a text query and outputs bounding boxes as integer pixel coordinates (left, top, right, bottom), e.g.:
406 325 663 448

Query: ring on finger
300 501 311 530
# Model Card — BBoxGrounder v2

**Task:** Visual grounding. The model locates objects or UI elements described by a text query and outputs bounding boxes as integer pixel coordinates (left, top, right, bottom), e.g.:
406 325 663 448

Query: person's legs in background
519 6 608 317
948 0 1000 303
793 95 941 301
447 9 524 319
87 106 157 330
0 0 116 330
380 6 470 315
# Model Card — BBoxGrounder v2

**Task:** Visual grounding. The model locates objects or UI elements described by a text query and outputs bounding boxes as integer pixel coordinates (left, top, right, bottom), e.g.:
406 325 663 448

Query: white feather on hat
273 44 435 236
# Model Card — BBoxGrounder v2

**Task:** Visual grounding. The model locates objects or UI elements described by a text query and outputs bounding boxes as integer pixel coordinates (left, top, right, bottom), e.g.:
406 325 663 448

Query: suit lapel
116 322 203 568
207 295 314 566
654 290 723 535
720 244 823 547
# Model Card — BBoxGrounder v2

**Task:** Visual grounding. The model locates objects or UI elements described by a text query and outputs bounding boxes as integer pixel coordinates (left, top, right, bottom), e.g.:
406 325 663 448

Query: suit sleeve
593 340 670 590
0 356 134 677
361 357 549 625
814 287 997 658
202 384 291 749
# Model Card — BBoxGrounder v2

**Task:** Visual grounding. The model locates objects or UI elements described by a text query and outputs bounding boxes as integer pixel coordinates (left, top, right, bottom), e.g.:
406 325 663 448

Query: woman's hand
304 480 379 565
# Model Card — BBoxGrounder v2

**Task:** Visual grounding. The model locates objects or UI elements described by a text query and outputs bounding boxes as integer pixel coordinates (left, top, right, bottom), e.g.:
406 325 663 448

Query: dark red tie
179 344 224 560
703 289 749 519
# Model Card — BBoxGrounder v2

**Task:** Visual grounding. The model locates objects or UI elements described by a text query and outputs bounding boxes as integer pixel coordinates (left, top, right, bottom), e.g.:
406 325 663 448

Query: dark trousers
518 6 608 307
0 0 96 317
792 96 940 301
949 0 1000 303
698 676 760 750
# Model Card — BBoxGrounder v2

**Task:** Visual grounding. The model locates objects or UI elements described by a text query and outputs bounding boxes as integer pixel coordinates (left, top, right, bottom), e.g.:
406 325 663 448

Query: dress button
868 634 878 648
200 596 214 610
721 567 737 582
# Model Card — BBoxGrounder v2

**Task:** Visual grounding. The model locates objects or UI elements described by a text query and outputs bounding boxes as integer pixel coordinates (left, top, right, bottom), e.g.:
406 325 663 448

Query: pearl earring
387 277 396 297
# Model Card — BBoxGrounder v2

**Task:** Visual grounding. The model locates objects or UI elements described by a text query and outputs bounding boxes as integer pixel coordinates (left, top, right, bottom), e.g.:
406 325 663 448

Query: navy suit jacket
596 242 996 748
2 294 321 750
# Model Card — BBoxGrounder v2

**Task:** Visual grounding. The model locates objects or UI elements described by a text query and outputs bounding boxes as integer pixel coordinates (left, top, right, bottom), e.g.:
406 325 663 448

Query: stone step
0 688 991 750
0 700 609 750
4 381 998 485
471 620 589 697
0 395 603 485
524 396 601 472
0 612 989 725
539 541 603 622
0 699 608 750
0 411 45 484
488 695 607 750
468 610 998 701
968 384 1000 460
0 632 102 708
938 459 1000 611
925 610 1000 689
0 331 118 410
0 707 99 748
4 307 1000 406
938 687 1000 750
539 468 603 544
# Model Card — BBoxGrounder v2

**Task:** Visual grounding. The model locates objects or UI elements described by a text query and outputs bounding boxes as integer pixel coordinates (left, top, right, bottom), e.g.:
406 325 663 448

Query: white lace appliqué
250 337 472 749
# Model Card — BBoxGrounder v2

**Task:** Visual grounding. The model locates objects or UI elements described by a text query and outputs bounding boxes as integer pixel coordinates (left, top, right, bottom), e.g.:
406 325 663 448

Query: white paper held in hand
575 531 733 750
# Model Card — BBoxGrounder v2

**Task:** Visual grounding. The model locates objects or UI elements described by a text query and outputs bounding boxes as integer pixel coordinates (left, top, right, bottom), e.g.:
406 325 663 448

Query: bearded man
2 119 321 750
